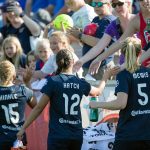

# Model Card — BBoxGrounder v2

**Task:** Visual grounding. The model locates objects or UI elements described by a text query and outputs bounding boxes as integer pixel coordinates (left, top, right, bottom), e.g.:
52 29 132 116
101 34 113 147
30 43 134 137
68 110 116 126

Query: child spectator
1 36 26 69
35 38 53 71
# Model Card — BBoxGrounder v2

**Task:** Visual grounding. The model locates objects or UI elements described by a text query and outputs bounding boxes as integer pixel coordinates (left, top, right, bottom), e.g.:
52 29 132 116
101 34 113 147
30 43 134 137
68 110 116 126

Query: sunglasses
111 1 124 8
91 2 107 7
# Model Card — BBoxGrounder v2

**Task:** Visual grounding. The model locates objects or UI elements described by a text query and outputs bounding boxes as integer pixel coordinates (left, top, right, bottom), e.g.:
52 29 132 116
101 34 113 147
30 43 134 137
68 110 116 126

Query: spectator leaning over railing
73 0 134 74
74 0 150 75
67 0 116 80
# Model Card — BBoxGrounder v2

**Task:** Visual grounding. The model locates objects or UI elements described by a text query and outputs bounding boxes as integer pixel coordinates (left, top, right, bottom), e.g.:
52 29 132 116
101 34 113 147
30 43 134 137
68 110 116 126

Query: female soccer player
17 49 118 150
0 60 36 150
89 37 150 150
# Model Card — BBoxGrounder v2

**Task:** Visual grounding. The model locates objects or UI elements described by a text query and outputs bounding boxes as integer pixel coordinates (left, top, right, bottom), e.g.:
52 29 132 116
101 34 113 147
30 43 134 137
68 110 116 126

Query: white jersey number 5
138 83 148 106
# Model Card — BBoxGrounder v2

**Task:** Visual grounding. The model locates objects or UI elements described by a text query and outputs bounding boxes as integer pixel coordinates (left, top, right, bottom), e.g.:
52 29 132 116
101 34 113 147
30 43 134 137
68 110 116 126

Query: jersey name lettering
63 83 79 89
133 72 149 79
0 94 18 101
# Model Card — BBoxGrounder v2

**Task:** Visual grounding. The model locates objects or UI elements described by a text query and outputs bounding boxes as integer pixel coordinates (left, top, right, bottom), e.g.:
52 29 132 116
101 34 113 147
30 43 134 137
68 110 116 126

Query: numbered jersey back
41 74 91 139
115 66 150 140
0 84 33 135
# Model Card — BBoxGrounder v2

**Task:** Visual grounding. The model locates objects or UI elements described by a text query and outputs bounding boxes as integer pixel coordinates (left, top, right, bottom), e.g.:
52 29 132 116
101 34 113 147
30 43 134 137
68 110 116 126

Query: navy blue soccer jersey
41 74 91 140
115 67 150 140
0 84 33 137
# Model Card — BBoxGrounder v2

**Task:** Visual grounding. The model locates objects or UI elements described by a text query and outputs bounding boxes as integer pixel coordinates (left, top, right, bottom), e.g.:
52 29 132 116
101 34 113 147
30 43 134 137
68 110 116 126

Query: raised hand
67 27 82 39
102 66 121 80
89 58 101 75
22 65 34 85
6 1 23 16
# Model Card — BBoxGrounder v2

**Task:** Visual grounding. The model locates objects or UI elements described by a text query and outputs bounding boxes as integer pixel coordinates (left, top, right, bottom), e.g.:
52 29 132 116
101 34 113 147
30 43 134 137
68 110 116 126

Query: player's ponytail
55 49 73 75
121 37 141 73
0 60 16 85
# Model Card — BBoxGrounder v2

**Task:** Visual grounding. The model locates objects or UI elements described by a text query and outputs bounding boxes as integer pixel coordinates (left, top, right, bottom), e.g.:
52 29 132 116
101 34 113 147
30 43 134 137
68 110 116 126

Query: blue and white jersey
41 74 91 140
0 84 33 136
115 66 150 140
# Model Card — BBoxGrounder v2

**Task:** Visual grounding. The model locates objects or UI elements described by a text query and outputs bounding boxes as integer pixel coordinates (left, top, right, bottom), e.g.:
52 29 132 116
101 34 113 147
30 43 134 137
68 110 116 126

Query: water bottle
89 96 98 122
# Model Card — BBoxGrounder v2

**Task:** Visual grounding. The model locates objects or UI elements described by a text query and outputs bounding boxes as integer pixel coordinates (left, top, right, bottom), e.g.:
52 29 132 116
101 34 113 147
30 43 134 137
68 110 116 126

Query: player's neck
0 82 14 87
61 69 73 75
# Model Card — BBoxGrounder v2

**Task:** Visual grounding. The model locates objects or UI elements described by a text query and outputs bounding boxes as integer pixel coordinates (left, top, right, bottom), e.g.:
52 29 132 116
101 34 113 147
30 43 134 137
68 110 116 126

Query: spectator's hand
73 60 83 73
67 27 82 39
17 128 25 141
102 66 121 80
89 58 101 75
14 76 23 85
6 1 23 16
17 67 26 76
23 66 33 85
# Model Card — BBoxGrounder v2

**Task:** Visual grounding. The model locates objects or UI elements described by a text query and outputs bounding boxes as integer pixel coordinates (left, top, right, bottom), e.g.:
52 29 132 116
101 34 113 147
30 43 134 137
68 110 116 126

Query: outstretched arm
67 27 100 47
89 92 128 110
73 33 112 72
81 33 112 64
17 94 49 140
89 66 120 96
95 16 138 62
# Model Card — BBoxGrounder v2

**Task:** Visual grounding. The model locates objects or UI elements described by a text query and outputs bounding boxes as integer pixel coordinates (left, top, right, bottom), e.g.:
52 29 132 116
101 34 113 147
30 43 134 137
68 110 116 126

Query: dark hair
26 51 37 66
55 49 73 75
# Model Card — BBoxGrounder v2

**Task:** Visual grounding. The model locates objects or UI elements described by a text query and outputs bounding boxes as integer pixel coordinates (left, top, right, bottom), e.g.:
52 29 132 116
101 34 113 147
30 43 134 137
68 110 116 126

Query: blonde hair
49 31 74 52
0 60 16 86
35 38 51 54
127 2 132 14
1 36 23 69
121 37 141 73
